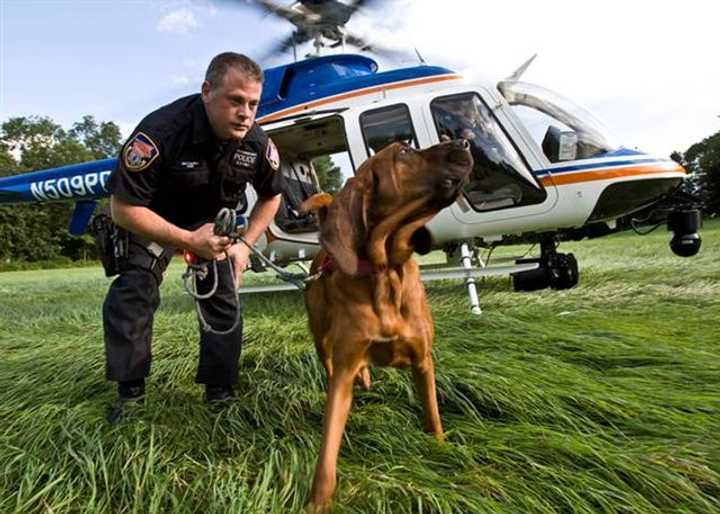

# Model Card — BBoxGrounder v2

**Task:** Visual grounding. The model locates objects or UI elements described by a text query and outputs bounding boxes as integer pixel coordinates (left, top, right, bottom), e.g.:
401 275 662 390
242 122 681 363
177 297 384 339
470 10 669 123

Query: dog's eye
399 144 411 155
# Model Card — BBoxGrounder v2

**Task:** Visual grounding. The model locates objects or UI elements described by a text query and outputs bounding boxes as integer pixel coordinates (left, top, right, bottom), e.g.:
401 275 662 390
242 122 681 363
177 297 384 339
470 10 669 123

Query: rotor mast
248 0 398 61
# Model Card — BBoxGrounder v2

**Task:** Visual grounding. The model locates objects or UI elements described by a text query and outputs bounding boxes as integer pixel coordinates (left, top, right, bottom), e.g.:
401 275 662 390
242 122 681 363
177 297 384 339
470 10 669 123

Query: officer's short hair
205 52 264 89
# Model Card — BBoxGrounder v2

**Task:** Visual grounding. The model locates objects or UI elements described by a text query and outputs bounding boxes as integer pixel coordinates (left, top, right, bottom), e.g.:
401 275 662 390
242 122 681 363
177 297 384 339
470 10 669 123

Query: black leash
182 208 321 334
181 209 245 335
182 257 242 335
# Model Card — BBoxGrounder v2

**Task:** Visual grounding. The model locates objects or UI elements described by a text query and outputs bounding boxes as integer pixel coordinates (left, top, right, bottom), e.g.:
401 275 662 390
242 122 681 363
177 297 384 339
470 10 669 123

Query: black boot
107 379 145 424
205 384 234 404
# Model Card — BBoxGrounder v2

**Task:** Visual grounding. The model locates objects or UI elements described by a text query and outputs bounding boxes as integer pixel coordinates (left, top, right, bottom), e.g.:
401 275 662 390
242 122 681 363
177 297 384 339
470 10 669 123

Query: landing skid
238 262 538 294
238 240 539 316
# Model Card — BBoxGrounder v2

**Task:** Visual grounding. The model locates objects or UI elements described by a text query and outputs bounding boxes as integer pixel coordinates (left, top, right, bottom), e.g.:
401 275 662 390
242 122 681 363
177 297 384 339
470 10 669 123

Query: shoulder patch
123 132 159 172
266 138 280 172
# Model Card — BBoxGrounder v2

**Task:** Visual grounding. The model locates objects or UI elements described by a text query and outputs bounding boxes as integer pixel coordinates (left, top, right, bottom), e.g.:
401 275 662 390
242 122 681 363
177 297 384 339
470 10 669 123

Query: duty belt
125 236 173 285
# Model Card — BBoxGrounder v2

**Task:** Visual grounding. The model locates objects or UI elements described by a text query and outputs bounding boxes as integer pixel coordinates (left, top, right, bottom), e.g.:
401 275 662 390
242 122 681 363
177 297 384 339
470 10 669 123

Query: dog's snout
445 138 470 151
446 139 473 168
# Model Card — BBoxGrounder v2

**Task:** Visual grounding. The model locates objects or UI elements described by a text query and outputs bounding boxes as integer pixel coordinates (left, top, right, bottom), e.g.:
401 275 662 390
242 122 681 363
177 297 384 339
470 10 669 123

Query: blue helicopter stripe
0 158 116 203
258 65 456 119
533 158 664 177
70 200 98 235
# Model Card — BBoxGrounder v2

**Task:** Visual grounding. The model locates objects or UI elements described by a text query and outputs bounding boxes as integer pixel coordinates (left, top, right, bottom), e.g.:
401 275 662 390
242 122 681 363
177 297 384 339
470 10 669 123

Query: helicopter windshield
430 93 547 212
498 81 618 163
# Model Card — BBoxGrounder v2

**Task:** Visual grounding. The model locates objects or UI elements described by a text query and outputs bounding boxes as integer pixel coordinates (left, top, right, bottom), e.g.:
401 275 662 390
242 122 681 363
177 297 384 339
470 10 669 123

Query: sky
1 0 719 161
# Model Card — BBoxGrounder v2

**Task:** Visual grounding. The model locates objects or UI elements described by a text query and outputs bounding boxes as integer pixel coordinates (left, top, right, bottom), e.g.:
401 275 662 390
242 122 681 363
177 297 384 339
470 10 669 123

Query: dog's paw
354 366 371 390
305 501 333 514
301 193 334 214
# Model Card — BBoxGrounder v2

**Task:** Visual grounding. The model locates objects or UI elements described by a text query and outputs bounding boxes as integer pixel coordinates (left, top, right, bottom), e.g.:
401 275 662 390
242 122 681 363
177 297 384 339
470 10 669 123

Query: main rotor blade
216 0 313 26
261 31 313 61
350 0 383 10
343 30 408 60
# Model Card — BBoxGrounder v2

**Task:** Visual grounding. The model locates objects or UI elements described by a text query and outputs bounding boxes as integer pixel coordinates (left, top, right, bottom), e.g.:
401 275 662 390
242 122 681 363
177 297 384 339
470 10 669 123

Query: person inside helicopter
274 156 321 233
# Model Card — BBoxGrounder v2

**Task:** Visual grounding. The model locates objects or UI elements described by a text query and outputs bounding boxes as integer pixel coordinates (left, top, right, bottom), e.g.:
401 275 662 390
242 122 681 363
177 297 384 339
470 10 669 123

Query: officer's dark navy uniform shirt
109 94 283 229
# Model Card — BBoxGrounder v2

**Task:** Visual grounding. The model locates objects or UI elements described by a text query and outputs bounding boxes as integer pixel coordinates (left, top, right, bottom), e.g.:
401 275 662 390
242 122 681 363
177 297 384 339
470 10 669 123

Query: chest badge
123 132 159 172
266 138 280 171
232 150 258 168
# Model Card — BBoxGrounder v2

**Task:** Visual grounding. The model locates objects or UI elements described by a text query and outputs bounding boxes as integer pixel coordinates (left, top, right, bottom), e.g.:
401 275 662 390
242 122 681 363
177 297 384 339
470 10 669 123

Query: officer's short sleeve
252 138 285 198
108 130 162 206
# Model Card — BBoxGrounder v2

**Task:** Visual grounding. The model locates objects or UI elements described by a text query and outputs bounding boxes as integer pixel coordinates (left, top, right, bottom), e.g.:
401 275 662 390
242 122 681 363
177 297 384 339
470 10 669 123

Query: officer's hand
226 243 251 288
188 223 231 260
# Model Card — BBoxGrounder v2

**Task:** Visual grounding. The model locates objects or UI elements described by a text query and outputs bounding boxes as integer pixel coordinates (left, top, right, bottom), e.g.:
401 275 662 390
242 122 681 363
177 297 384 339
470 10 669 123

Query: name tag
233 150 257 168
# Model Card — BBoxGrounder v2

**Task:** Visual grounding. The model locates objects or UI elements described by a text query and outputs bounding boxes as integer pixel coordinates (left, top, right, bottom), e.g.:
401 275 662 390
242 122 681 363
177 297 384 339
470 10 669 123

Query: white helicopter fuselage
248 58 684 264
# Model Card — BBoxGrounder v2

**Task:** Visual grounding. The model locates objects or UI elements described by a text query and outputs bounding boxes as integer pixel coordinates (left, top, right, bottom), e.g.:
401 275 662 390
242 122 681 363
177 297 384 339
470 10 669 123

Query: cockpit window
498 81 618 163
360 104 418 156
431 93 546 212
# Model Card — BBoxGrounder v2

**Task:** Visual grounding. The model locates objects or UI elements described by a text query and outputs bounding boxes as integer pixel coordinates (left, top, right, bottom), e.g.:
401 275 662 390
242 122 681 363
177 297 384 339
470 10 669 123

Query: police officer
103 52 283 419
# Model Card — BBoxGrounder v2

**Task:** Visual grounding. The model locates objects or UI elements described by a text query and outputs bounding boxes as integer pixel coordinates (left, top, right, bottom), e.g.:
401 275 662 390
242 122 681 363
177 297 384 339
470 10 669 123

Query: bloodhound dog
302 139 473 510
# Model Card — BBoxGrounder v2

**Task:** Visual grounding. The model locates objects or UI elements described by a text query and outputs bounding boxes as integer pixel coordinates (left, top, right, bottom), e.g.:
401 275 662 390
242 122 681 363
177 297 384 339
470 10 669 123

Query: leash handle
183 208 249 266
181 208 249 335
214 207 248 241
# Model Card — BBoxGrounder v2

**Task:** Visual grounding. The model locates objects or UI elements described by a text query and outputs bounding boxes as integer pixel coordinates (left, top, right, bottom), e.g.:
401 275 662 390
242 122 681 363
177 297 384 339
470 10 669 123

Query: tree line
671 132 720 215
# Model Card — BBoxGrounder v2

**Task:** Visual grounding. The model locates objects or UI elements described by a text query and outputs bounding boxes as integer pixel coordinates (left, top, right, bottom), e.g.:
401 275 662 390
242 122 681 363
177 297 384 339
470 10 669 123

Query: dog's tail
300 193 333 225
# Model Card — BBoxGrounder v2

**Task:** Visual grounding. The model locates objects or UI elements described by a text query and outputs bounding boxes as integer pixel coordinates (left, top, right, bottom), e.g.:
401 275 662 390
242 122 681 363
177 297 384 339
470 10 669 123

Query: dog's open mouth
434 175 467 207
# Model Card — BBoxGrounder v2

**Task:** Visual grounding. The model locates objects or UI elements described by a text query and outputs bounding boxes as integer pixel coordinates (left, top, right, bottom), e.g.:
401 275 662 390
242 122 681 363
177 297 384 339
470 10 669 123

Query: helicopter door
264 114 353 239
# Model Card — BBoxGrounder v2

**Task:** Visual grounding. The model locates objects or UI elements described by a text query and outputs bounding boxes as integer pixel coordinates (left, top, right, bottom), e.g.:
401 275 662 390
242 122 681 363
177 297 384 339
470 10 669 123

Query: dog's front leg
309 367 355 510
412 356 444 441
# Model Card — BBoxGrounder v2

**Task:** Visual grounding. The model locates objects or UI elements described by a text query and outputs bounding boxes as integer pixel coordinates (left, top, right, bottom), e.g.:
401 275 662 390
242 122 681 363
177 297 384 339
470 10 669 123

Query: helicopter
0 0 702 314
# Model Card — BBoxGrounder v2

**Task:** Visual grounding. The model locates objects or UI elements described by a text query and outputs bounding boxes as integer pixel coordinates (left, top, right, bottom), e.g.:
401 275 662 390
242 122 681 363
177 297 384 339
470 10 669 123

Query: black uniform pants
103 257 243 386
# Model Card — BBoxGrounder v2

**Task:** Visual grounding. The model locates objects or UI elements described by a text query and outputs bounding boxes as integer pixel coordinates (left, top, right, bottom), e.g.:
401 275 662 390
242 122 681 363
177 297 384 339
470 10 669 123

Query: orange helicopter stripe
258 74 462 124
539 163 685 187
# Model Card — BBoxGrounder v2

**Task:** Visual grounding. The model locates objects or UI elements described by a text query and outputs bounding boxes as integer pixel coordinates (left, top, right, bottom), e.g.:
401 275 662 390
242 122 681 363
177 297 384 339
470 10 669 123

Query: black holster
91 213 128 278
91 213 172 284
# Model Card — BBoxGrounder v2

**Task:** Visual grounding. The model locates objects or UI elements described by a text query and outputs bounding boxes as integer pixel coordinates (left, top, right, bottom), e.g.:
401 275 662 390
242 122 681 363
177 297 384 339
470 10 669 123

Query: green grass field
1 222 719 514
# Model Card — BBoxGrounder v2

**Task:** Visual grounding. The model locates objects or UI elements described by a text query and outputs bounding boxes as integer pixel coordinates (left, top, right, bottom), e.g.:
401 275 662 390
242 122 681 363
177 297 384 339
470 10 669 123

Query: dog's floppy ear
389 219 435 265
320 162 374 276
